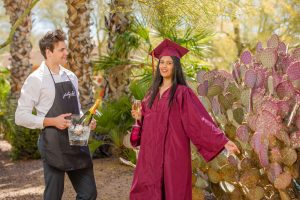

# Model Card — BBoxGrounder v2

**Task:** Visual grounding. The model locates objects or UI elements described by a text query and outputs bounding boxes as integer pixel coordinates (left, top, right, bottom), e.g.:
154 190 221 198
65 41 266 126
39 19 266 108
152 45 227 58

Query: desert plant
193 34 300 199
0 67 13 140
0 67 41 160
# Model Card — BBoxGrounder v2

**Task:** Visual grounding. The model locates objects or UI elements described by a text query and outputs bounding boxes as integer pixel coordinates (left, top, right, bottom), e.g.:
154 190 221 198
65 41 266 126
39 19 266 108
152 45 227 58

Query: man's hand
53 113 72 130
43 113 72 130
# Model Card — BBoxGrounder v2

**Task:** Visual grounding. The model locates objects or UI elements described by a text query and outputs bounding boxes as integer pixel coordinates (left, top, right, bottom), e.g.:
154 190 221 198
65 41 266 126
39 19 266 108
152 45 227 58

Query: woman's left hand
90 119 97 130
224 140 240 155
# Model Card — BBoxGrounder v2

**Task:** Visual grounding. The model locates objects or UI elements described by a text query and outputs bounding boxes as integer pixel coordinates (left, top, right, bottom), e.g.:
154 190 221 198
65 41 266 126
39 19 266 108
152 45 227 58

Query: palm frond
110 129 123 148
130 17 151 45
110 31 140 59
137 69 152 85
179 28 214 57
93 55 148 72
93 56 131 71
158 25 214 59
96 96 133 132
89 139 104 155
183 62 210 81
129 79 149 100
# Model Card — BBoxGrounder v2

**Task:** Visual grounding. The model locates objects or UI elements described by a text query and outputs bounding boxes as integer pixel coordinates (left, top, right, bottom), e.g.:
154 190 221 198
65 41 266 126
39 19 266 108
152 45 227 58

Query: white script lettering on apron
63 91 76 99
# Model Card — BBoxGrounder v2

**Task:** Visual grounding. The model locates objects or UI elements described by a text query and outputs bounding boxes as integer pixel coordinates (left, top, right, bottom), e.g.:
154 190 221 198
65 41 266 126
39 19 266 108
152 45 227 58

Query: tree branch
0 0 40 50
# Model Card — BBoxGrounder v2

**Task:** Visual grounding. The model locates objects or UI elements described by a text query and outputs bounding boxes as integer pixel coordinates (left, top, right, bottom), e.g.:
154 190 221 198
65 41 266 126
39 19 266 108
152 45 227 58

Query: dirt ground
0 139 133 200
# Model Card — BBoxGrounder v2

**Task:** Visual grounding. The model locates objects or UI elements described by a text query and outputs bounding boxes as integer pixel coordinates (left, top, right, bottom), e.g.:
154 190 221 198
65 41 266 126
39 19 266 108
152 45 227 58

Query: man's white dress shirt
15 61 82 129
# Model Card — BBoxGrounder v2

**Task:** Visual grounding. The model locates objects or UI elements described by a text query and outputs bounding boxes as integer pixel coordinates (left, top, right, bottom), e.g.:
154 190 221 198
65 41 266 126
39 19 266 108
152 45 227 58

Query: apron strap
66 74 78 98
47 66 56 84
47 66 80 114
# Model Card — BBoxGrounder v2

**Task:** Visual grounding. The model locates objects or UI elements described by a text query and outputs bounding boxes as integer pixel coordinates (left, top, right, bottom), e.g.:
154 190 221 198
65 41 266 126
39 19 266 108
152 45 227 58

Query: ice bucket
68 114 90 146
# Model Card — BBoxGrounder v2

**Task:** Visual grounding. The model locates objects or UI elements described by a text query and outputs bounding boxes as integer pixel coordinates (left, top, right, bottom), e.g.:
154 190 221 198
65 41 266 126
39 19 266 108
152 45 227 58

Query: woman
130 39 239 200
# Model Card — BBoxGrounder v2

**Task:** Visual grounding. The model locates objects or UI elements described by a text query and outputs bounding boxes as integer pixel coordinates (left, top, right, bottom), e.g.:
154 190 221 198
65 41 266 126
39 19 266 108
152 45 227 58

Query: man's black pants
38 136 97 200
42 161 97 200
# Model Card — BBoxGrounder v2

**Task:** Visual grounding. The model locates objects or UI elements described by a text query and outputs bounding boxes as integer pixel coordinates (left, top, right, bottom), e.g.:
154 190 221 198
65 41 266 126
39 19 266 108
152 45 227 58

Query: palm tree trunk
3 0 33 99
65 0 94 109
4 0 41 160
105 0 132 100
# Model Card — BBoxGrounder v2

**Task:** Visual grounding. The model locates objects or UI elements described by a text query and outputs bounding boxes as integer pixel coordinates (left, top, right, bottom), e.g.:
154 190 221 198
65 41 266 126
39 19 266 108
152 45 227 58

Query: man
15 29 97 200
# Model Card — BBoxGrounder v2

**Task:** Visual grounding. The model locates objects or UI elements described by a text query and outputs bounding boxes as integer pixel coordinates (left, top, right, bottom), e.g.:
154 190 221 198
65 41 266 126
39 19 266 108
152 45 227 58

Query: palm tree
103 0 134 100
3 0 33 99
3 0 42 160
65 0 94 109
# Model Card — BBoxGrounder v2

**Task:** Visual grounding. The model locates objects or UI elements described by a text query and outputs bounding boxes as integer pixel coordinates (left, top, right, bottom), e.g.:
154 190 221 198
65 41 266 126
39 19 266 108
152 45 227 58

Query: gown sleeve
180 88 229 162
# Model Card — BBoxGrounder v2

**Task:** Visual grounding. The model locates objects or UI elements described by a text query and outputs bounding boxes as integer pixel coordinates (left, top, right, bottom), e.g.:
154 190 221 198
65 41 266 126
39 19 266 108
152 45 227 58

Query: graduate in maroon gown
129 39 240 200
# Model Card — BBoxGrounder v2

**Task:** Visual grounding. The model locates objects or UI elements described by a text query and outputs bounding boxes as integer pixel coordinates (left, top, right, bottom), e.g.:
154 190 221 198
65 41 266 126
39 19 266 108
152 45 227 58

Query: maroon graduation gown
130 85 228 200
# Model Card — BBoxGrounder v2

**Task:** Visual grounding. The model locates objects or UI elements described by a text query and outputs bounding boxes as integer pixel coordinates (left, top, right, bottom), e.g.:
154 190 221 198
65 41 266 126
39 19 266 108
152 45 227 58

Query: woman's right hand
131 105 142 121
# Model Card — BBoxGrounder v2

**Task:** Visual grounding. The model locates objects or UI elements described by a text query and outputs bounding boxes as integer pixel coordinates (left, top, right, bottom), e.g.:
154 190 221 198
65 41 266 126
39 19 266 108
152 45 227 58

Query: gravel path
0 140 133 200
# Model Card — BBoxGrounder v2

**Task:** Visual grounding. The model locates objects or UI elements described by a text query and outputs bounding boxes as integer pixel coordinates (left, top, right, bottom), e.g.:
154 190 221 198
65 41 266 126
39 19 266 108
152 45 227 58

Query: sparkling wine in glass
132 99 141 126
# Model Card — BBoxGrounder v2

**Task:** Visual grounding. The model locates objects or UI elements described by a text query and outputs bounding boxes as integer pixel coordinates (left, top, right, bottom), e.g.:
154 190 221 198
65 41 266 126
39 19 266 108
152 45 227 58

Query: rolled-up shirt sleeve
15 75 44 129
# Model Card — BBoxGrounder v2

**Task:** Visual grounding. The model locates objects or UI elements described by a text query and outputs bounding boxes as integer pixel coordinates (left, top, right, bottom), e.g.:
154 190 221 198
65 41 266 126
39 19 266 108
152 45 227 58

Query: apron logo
63 91 76 99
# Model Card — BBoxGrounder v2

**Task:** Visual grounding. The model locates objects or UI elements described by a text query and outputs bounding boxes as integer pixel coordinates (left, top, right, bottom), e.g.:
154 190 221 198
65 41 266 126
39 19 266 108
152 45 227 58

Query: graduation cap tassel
152 51 155 76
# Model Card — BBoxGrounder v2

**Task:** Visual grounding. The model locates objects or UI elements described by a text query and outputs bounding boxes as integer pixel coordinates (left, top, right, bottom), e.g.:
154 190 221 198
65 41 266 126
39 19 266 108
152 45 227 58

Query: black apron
40 68 92 171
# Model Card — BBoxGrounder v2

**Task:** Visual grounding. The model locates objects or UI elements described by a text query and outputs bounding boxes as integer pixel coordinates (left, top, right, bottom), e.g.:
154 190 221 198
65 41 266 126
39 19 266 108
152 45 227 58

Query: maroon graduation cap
149 39 189 73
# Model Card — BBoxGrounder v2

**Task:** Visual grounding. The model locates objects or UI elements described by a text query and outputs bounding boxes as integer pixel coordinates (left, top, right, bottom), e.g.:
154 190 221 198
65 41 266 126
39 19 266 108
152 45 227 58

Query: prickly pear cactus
193 34 300 199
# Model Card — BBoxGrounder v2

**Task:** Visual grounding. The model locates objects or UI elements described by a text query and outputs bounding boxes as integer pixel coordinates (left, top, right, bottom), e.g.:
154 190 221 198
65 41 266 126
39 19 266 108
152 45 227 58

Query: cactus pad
258 48 278 69
240 50 252 65
274 171 292 190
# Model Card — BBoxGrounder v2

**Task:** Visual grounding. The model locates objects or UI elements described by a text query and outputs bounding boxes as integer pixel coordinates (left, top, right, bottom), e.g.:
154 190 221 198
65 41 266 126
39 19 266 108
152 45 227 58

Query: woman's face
159 56 174 79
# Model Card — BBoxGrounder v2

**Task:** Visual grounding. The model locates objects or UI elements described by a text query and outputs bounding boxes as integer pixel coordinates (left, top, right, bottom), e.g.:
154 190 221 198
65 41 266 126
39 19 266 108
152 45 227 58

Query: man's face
46 41 68 66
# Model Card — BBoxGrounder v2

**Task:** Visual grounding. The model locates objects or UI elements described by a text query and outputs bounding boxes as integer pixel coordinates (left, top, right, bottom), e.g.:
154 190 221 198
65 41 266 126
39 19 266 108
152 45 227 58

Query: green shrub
0 67 12 140
0 67 40 160
92 95 133 155
10 126 40 160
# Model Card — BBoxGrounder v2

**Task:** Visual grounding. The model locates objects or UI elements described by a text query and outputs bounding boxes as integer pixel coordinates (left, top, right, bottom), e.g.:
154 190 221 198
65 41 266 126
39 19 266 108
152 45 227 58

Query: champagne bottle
79 99 101 126
78 87 106 126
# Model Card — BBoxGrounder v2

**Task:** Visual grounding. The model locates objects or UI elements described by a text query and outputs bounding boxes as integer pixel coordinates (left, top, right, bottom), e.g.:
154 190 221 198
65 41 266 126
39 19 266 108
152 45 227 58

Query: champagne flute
132 99 141 127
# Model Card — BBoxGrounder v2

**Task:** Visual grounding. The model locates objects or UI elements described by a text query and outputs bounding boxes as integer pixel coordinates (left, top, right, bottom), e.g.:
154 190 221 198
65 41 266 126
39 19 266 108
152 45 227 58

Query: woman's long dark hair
148 56 187 108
